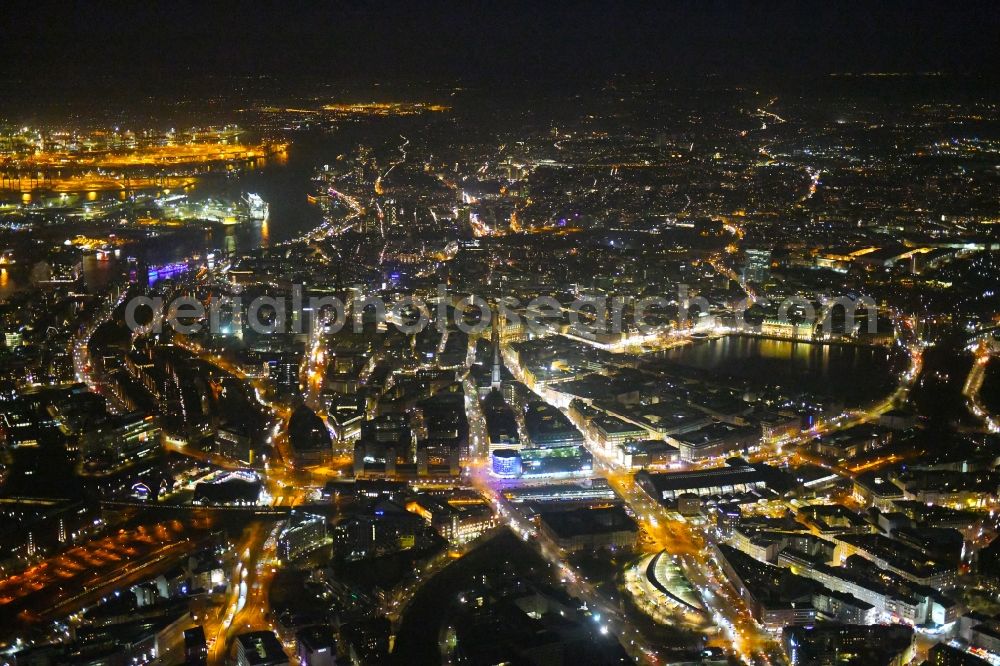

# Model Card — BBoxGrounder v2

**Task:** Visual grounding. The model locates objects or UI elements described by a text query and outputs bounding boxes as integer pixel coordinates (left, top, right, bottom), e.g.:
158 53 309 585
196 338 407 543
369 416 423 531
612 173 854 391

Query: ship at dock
242 193 269 221
152 192 269 225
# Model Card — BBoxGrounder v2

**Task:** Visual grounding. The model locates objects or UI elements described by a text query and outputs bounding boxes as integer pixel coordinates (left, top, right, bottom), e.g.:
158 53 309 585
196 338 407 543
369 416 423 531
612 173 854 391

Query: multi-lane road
204 521 286 664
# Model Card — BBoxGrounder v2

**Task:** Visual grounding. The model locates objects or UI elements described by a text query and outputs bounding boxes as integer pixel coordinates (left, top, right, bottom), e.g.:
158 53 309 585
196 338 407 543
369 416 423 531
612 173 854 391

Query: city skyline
1 4 1000 666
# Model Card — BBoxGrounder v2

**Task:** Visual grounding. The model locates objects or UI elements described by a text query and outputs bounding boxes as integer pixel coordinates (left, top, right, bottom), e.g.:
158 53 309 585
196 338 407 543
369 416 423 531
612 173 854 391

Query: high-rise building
783 624 914 666
924 643 990 666
234 631 286 666
278 510 328 563
340 617 390 666
743 248 772 283
296 625 338 666
79 412 161 474
183 626 208 666
490 309 502 390
927 643 990 666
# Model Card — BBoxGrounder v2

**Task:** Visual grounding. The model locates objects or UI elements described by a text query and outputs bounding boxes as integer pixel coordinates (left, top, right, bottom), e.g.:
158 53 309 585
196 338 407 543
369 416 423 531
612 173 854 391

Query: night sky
2 1 999 86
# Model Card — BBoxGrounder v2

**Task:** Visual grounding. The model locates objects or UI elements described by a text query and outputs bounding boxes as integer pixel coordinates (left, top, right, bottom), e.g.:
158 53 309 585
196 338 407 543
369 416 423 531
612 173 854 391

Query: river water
0 131 339 298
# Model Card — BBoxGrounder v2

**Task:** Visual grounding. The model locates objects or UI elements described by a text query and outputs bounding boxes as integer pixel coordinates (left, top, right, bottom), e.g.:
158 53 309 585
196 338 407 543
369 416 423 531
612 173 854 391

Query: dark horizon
3 1 999 87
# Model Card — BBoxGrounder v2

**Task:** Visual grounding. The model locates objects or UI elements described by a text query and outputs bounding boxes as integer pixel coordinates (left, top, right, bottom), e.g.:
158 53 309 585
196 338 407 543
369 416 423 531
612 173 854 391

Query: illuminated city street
2 6 1000 666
